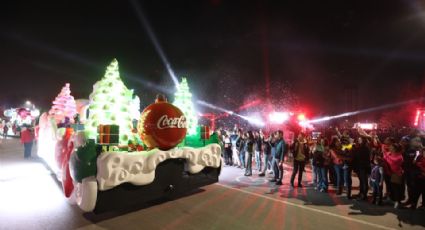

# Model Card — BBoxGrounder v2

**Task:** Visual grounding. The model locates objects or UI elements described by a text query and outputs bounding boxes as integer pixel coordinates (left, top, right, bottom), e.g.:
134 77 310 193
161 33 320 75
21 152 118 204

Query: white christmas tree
49 83 77 124
130 95 141 121
86 59 137 145
173 77 198 135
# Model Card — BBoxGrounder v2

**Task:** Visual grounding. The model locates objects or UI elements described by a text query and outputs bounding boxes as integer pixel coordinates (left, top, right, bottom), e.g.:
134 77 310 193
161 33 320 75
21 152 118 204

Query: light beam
307 98 425 124
129 0 179 86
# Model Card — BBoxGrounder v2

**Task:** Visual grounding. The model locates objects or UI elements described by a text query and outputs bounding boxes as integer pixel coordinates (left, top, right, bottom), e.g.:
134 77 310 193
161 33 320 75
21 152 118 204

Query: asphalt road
0 138 424 230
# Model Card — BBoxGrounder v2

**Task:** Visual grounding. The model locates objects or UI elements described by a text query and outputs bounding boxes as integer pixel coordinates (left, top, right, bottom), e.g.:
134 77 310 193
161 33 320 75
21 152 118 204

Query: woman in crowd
381 137 395 200
290 133 309 188
238 132 246 169
330 137 345 195
254 130 263 171
352 136 371 201
223 134 233 166
384 143 404 209
259 133 272 177
244 131 255 176
313 136 329 192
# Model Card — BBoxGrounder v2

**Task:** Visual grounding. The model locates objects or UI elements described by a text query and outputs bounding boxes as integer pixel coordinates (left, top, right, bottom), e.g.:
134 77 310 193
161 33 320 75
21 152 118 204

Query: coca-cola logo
157 115 187 129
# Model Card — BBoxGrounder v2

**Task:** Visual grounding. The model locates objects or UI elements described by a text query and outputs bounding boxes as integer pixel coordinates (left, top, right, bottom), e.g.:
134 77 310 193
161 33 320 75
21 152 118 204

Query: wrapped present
200 125 210 140
97 124 119 144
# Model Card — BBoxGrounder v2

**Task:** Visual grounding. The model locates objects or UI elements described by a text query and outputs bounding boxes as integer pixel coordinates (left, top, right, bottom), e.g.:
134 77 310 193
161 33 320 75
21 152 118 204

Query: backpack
370 165 382 181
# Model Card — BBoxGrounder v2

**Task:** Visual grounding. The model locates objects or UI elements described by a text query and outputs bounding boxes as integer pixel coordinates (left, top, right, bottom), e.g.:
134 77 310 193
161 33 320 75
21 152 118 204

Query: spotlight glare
269 112 289 124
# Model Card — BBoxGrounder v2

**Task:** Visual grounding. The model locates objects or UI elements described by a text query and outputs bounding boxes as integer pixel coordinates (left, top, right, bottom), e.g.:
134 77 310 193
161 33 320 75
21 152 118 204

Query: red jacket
384 151 404 176
20 129 34 143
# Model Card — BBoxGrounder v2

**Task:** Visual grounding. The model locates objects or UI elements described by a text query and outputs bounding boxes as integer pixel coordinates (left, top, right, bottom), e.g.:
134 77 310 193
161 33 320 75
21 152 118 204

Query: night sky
1 0 425 119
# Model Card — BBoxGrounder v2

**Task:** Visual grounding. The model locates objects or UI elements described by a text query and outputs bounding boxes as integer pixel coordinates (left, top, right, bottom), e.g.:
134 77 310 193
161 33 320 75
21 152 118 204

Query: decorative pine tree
49 83 77 124
86 59 138 145
173 77 198 135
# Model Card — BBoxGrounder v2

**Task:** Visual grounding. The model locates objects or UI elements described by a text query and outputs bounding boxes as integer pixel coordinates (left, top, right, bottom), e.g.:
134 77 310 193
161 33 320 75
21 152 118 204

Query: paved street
1 138 424 230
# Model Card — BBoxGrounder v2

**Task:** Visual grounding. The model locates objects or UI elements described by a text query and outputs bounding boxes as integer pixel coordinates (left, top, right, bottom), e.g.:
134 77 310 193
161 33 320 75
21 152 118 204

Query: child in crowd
370 155 384 205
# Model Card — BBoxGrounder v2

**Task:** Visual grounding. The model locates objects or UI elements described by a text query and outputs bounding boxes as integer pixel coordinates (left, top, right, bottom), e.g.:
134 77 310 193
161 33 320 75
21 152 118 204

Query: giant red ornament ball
138 95 187 150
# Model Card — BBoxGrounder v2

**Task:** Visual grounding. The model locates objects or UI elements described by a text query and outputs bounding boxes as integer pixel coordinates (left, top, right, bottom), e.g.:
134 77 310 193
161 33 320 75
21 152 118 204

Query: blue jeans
317 167 328 191
239 150 246 168
372 181 383 202
272 158 283 182
24 141 33 158
245 152 253 175
261 154 271 174
343 165 352 191
334 164 344 188
313 165 320 185
311 159 317 184
255 150 261 171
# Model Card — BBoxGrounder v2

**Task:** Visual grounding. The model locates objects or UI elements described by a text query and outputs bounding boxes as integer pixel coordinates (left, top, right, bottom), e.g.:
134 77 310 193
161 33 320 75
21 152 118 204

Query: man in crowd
270 130 286 185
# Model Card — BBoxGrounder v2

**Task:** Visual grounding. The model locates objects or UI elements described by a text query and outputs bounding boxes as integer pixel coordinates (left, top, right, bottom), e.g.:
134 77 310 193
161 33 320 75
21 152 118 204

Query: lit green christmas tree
173 77 198 135
86 59 138 145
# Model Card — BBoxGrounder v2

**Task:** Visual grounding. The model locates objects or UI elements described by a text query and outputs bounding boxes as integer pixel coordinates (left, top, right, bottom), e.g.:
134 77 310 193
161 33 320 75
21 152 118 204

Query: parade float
37 59 222 213
3 107 40 135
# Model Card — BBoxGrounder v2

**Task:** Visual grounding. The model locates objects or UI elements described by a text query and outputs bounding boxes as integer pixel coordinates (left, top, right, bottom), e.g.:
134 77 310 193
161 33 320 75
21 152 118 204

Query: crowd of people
219 126 425 210
0 120 20 138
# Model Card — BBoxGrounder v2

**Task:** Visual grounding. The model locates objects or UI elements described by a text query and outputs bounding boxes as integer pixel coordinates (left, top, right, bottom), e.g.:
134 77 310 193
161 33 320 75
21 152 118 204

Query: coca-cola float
37 59 222 213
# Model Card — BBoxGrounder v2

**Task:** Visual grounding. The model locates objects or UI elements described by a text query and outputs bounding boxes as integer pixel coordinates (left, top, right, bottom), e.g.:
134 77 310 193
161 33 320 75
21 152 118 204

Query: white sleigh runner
70 143 222 212
97 144 221 190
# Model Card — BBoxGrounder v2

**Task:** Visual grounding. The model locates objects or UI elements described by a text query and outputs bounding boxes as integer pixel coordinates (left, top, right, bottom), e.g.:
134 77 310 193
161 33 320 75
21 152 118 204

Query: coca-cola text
157 115 187 129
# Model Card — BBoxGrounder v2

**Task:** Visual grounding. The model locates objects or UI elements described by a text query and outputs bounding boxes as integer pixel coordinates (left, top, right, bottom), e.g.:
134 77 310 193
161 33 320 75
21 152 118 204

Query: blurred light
25 100 31 105
414 109 425 127
310 98 425 124
37 113 61 176
299 120 314 129
269 112 289 124
354 122 377 130
240 115 265 127
197 100 265 126
31 109 40 117
237 99 261 111
297 113 306 121
415 110 420 126
197 100 234 114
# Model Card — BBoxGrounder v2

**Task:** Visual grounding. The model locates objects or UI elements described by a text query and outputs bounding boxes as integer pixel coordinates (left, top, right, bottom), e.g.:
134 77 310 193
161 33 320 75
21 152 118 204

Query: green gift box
97 124 120 144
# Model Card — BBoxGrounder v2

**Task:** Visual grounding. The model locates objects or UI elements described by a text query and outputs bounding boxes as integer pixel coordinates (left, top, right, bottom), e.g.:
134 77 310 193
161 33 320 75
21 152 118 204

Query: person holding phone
410 150 425 209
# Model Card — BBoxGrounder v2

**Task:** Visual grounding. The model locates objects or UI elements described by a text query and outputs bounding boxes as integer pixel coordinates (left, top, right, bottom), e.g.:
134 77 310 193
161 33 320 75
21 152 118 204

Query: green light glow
86 59 139 145
173 77 198 135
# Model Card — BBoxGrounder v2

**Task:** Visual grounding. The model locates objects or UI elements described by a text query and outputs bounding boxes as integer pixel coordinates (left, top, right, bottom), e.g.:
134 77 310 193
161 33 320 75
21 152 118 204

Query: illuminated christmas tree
49 83 77 124
86 59 137 145
173 77 198 135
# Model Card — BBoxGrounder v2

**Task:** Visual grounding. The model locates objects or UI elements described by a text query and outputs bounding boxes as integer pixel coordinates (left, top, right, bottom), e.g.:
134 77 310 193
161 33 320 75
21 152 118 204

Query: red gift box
200 126 210 140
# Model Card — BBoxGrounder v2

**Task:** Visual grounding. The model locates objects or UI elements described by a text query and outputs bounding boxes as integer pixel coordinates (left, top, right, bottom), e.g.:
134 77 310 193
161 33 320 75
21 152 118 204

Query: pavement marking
235 176 268 185
216 183 396 230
